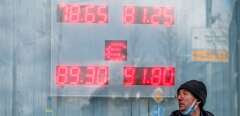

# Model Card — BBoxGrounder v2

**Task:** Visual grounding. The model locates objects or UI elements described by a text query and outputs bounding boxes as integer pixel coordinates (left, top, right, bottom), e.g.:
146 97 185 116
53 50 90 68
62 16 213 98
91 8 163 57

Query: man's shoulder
170 110 181 116
169 110 214 116
203 110 214 116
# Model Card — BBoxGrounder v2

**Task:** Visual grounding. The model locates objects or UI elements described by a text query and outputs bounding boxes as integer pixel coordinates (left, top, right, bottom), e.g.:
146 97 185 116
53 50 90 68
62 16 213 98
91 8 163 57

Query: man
170 80 214 116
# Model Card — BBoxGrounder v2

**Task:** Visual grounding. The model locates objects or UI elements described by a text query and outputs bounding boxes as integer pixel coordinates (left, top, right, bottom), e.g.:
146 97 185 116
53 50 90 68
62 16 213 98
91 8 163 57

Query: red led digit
60 4 70 22
151 67 162 86
142 7 149 24
85 5 96 23
163 67 175 86
86 66 96 85
163 7 174 27
105 41 127 61
56 66 68 86
150 6 162 25
97 5 108 24
142 68 150 85
123 6 136 24
68 66 81 85
68 4 81 23
123 67 136 85
96 66 108 85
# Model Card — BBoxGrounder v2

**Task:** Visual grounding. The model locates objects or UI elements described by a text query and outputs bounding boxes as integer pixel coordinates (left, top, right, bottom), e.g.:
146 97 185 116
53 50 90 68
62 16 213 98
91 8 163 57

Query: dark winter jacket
170 110 214 116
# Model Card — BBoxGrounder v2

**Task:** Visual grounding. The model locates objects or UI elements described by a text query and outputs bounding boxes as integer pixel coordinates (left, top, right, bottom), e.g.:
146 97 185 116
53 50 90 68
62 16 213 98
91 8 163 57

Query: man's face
177 89 197 112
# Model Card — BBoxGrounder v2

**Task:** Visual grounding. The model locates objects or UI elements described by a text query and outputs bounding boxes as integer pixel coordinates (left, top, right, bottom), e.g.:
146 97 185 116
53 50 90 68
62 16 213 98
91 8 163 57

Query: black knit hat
177 80 207 109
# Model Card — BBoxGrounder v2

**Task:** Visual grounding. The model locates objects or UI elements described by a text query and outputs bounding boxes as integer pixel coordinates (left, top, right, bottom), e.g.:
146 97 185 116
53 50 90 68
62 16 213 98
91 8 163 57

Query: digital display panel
56 65 109 86
51 0 178 97
59 3 108 24
123 6 174 26
123 66 175 86
105 40 127 61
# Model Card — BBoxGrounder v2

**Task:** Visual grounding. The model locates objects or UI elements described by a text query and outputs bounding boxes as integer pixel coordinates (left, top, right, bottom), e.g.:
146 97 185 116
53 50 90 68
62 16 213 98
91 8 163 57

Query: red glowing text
105 40 127 61
123 6 174 27
123 66 175 86
56 65 109 86
59 3 108 24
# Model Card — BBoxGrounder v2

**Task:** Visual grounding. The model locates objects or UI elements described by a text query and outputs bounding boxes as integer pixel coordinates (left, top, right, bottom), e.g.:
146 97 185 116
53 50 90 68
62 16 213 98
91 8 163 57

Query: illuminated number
96 66 108 85
151 67 162 86
123 67 136 85
85 5 96 23
163 7 174 27
69 66 80 85
68 4 81 23
123 6 135 24
86 66 96 85
150 6 162 25
97 5 107 24
60 4 70 22
163 67 175 86
142 68 150 85
142 7 149 24
56 66 68 86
